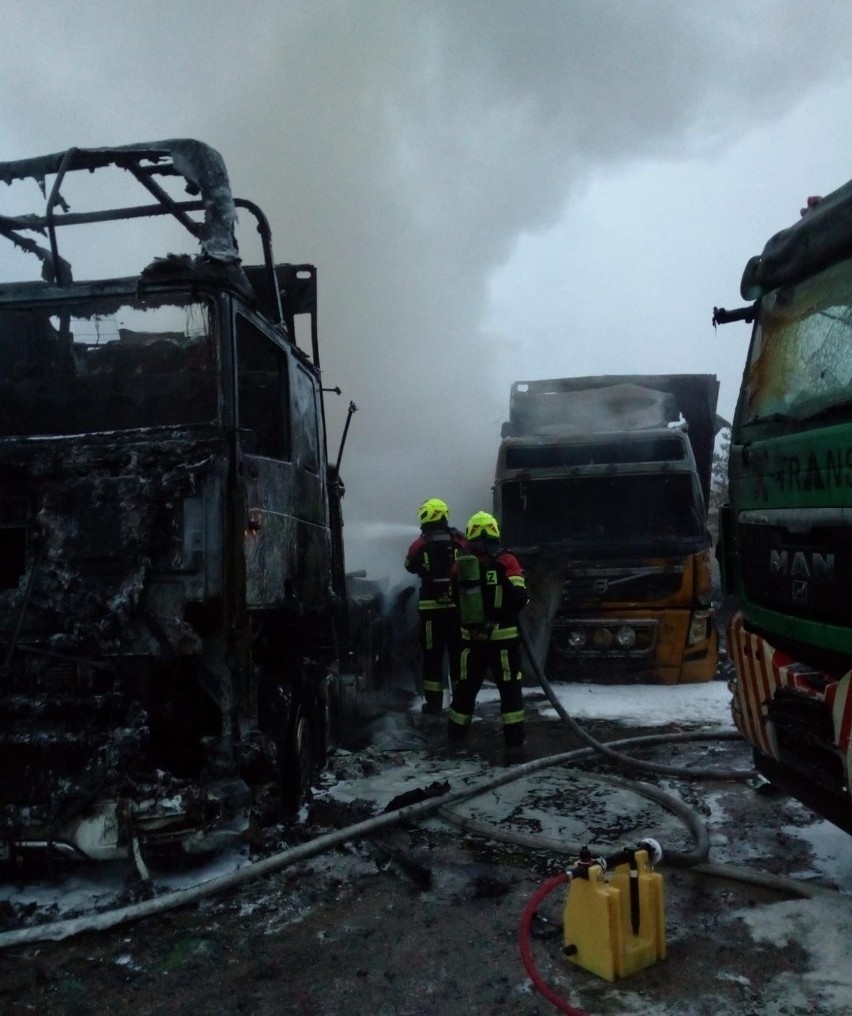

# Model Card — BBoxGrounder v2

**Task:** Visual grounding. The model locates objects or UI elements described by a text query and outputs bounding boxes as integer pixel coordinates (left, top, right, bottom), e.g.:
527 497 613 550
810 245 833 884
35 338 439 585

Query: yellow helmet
465 511 500 541
418 497 449 525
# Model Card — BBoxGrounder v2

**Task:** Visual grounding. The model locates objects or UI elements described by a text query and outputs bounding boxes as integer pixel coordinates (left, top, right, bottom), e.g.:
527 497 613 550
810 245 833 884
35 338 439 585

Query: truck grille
767 689 846 797
562 567 684 605
738 516 852 624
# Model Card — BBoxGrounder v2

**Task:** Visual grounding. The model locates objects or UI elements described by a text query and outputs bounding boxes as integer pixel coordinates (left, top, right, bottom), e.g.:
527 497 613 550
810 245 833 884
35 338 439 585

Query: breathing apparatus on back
418 497 455 603
456 512 502 629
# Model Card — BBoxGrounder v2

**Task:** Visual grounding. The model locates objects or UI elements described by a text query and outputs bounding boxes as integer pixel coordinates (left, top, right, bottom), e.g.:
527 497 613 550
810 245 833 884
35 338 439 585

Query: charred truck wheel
280 706 315 813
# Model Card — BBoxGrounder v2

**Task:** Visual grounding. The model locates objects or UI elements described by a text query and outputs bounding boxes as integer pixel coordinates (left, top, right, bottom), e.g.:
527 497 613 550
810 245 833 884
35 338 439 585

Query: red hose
518 872 589 1016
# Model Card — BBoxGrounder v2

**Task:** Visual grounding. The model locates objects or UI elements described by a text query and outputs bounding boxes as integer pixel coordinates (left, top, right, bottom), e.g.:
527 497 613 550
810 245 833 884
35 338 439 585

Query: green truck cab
716 184 852 833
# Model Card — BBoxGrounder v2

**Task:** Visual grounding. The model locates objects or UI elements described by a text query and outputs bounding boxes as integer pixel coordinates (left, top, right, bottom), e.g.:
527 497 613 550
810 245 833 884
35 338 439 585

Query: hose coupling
637 838 663 866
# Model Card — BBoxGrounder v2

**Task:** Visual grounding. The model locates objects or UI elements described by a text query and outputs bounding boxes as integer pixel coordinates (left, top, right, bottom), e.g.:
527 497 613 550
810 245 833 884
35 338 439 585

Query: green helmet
418 497 449 525
465 511 500 541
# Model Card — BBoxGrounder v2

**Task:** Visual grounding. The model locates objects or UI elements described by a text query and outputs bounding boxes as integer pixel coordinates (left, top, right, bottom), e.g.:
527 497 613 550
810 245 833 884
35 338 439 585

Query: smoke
3 1 852 584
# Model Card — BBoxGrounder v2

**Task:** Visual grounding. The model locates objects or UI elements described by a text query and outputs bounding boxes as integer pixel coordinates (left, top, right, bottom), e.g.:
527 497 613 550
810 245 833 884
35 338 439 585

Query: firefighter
447 511 529 748
404 497 468 715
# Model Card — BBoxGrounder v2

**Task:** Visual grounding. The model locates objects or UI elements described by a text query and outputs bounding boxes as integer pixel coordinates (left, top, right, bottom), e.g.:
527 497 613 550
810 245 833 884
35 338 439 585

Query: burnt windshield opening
504 435 687 470
0 295 217 437
501 473 705 551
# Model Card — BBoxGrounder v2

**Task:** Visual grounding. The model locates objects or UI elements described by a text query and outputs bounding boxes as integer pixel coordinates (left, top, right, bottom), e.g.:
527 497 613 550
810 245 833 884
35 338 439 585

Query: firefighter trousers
419 607 462 712
447 639 525 745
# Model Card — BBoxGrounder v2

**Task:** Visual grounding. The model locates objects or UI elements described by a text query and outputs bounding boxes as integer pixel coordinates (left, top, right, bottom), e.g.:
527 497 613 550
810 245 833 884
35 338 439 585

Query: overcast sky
3 1 852 578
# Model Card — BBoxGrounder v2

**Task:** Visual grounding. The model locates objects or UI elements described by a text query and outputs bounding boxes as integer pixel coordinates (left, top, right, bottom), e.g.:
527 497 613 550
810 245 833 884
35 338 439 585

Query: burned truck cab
495 375 720 684
0 141 361 868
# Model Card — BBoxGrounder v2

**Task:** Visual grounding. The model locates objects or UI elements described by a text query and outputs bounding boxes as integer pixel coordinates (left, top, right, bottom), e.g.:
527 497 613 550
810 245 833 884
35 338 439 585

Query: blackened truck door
235 313 331 610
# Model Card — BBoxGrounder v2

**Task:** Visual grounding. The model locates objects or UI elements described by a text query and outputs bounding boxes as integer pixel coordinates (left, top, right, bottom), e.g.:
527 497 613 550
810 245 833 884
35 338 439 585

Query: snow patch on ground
786 817 852 885
527 679 735 728
0 845 253 926
737 895 852 1011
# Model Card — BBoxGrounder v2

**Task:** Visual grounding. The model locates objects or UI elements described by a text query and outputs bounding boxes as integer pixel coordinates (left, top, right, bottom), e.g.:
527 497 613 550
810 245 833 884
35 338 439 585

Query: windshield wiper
793 396 852 426
745 398 852 429
741 412 797 428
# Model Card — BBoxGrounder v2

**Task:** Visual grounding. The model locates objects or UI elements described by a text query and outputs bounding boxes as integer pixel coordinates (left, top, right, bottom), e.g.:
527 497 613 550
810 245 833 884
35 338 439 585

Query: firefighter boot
421 693 444 717
447 717 470 744
504 720 525 749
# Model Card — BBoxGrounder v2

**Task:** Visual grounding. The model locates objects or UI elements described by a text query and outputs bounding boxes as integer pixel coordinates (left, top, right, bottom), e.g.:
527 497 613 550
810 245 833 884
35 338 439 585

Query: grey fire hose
0 722 832 949
440 767 710 867
439 623 834 899
518 618 752 781
0 628 817 949
0 729 724 950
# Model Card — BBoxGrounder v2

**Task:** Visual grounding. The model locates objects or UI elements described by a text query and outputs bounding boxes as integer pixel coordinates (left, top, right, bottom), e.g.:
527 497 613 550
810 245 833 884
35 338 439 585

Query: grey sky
3 1 852 578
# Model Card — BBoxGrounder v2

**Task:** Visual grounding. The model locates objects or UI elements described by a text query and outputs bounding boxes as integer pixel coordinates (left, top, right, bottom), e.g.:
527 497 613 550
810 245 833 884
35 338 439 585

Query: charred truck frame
495 375 719 684
0 140 383 868
716 182 852 833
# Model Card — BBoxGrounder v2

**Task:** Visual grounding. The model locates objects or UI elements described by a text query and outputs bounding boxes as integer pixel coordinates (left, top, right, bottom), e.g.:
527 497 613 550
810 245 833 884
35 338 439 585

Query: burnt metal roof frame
1 197 283 323
234 197 283 326
275 262 318 365
121 157 205 239
0 139 261 290
0 219 69 283
44 146 77 284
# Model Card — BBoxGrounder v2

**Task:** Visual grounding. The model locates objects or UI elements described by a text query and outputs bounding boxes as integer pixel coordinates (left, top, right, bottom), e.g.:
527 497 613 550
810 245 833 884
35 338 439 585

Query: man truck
494 374 719 684
715 185 852 833
0 140 385 870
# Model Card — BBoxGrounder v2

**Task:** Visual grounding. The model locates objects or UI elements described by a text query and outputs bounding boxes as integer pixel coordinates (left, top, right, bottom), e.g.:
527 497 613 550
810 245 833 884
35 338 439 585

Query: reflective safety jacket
405 524 468 611
451 548 528 641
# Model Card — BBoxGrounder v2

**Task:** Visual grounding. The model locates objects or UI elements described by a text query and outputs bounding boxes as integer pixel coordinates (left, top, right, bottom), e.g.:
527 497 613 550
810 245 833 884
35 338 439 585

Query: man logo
769 549 835 583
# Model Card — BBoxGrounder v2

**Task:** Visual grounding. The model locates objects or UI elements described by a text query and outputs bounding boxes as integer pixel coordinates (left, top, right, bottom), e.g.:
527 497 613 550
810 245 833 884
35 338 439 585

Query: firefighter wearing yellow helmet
404 498 469 715
447 511 529 749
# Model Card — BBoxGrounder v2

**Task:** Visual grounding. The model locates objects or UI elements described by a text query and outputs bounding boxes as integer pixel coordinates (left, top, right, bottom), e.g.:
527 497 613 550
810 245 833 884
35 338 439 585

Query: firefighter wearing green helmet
447 511 529 748
404 498 469 715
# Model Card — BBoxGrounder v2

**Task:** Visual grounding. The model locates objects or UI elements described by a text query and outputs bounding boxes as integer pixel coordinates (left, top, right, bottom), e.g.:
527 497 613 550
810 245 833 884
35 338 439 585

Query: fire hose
518 871 582 1016
518 617 752 781
0 628 831 963
0 727 726 950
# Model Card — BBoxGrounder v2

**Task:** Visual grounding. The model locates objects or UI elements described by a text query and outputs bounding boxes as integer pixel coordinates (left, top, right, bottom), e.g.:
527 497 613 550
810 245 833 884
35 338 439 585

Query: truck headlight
567 629 586 647
615 626 636 648
591 627 613 649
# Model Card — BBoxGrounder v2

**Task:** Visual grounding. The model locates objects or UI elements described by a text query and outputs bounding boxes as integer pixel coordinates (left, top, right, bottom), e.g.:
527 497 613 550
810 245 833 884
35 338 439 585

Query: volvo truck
495 374 719 684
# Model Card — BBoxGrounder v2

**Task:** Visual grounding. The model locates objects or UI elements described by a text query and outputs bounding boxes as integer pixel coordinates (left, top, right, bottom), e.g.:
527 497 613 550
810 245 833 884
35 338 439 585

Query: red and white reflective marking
728 612 852 801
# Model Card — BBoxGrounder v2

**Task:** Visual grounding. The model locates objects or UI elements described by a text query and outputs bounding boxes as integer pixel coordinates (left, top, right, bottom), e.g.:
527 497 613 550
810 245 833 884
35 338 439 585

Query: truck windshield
501 473 704 549
743 255 852 428
0 296 217 437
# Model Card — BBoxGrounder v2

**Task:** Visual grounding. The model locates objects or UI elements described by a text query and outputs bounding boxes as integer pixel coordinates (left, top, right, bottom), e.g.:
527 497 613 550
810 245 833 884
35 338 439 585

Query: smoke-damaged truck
494 375 719 684
715 185 852 833
0 140 385 870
